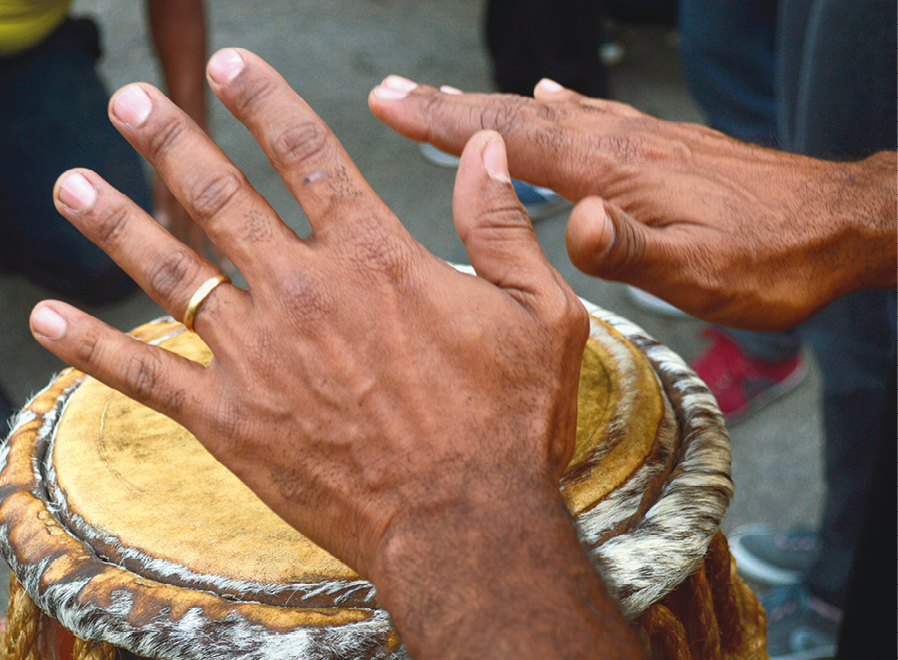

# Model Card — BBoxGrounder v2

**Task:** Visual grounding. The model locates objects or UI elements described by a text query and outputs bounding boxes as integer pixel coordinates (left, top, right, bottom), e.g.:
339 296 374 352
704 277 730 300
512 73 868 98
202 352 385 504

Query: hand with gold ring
27 49 644 660
182 273 230 332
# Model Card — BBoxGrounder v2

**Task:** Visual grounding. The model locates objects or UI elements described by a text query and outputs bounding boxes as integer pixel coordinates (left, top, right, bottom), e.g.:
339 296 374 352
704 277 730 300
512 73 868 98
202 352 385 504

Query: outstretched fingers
30 302 209 428
370 78 570 191
533 78 643 118
108 82 295 285
53 168 245 341
206 49 401 238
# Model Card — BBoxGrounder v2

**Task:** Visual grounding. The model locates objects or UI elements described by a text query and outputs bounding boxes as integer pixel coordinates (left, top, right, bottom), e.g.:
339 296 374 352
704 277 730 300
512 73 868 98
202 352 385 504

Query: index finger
368 79 578 193
207 49 402 238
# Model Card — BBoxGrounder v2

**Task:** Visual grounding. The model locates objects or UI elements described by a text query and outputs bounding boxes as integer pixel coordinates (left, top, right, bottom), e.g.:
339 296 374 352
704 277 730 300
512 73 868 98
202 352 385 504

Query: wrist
369 474 643 660
780 151 897 309
847 152 897 291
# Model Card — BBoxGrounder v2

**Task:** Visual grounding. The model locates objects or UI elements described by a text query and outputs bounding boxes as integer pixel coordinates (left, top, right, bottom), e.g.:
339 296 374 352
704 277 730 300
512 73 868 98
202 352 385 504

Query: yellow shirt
0 0 72 57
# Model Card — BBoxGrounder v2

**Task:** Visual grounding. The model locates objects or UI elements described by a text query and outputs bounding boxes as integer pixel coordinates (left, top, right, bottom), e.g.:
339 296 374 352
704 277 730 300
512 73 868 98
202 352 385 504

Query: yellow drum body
0 296 766 659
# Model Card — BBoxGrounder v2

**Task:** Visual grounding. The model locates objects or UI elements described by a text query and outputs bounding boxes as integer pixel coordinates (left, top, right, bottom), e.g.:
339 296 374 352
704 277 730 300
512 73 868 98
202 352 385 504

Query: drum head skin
0 295 731 659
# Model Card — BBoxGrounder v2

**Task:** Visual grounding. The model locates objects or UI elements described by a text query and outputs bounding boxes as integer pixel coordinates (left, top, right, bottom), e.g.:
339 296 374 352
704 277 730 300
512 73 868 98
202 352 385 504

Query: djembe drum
0 298 767 660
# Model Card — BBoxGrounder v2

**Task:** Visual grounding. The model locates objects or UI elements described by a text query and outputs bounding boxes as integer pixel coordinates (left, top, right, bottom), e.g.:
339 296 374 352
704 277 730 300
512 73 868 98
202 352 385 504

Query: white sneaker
419 143 460 168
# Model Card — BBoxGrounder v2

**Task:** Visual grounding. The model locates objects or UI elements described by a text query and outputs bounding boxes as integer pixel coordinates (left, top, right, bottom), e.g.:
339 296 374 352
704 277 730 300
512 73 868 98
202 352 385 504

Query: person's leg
777 0 896 601
485 0 609 98
785 0 897 159
0 18 149 306
834 367 895 659
801 291 896 606
774 0 812 150
678 0 779 146
764 1 897 656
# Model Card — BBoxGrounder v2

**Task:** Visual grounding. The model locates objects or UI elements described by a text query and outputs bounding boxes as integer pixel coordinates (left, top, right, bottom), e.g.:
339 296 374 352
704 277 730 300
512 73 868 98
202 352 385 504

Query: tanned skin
28 49 895 659
31 50 644 659
369 77 896 331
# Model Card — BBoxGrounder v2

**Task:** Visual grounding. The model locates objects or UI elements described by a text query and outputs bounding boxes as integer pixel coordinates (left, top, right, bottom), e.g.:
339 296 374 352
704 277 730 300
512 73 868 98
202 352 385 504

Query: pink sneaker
690 329 806 423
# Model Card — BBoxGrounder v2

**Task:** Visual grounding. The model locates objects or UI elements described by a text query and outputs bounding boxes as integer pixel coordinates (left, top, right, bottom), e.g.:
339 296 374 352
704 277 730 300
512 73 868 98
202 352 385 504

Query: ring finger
54 167 245 338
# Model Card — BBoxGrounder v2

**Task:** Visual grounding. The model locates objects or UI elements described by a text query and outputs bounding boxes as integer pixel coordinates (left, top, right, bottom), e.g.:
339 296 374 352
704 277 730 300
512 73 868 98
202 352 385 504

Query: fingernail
592 203 615 258
536 78 564 93
57 172 97 212
374 75 417 100
112 84 152 127
31 305 66 340
208 48 245 85
440 85 463 95
482 134 511 184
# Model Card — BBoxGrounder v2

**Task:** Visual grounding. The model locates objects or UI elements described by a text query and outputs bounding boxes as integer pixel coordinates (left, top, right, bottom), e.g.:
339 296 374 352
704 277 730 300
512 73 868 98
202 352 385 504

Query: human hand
29 50 588 588
370 78 897 330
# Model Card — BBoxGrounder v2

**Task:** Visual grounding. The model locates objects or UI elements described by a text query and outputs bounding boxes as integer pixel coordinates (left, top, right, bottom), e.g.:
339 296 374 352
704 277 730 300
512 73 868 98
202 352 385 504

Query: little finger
30 302 211 429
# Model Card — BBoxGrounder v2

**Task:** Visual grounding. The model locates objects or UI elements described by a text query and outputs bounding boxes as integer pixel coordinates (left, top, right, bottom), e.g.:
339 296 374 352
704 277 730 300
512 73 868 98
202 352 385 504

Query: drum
0 298 767 659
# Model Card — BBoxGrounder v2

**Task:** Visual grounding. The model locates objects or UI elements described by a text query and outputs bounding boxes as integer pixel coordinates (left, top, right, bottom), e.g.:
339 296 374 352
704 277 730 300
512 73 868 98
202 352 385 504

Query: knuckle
479 95 527 135
545 287 588 338
187 169 245 223
123 351 163 401
73 332 104 371
145 115 190 163
233 76 278 117
270 120 331 170
279 270 332 321
147 250 200 300
481 201 529 230
92 203 132 249
589 132 641 164
346 218 411 279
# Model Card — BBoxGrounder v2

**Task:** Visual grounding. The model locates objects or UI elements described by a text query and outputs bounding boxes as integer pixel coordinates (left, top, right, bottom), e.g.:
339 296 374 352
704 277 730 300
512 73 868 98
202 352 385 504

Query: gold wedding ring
183 274 231 333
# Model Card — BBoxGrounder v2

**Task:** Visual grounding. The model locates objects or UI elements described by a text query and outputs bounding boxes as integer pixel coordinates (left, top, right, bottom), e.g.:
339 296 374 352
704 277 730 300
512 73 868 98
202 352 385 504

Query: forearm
146 0 207 129
371 476 646 660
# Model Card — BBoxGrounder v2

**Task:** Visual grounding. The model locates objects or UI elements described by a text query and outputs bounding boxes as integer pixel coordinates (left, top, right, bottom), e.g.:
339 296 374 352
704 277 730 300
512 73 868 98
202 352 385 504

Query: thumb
452 131 557 301
565 196 655 284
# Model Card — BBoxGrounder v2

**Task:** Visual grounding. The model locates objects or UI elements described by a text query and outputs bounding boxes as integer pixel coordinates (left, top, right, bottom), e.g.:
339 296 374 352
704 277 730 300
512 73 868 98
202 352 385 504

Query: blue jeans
0 17 149 305
777 0 896 617
680 0 897 611
679 0 779 146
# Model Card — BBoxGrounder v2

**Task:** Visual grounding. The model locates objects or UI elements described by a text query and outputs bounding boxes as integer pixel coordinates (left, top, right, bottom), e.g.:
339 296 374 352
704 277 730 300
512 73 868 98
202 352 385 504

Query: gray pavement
0 0 824 610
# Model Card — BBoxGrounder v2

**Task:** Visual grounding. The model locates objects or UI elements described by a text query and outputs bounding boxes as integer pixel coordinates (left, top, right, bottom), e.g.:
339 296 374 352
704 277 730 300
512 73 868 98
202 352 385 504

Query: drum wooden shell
0 290 762 660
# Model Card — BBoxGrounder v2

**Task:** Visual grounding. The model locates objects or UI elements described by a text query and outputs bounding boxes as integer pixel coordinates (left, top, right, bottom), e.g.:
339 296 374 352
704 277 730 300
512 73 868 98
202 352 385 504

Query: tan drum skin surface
51 318 671 597
0 297 734 659
53 326 359 590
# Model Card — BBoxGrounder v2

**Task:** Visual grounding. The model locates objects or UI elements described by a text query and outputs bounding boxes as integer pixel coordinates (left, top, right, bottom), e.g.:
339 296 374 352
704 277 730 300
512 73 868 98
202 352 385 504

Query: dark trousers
0 17 148 305
835 369 895 658
679 0 896 615
484 0 610 98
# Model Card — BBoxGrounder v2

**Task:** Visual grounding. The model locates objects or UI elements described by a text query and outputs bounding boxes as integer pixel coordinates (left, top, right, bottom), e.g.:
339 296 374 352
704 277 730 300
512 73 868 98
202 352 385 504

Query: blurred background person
676 1 896 657
0 0 209 429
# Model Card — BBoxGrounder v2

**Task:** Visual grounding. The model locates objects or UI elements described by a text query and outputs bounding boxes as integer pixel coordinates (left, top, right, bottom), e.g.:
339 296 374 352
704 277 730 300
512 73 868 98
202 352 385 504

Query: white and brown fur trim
0 291 731 658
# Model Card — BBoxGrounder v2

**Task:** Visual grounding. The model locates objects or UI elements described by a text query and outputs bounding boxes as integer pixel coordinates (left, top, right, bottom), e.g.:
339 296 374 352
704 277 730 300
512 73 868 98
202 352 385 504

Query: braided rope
2 573 39 660
2 575 119 660
660 565 715 659
636 532 769 660
72 637 119 660
637 603 691 660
